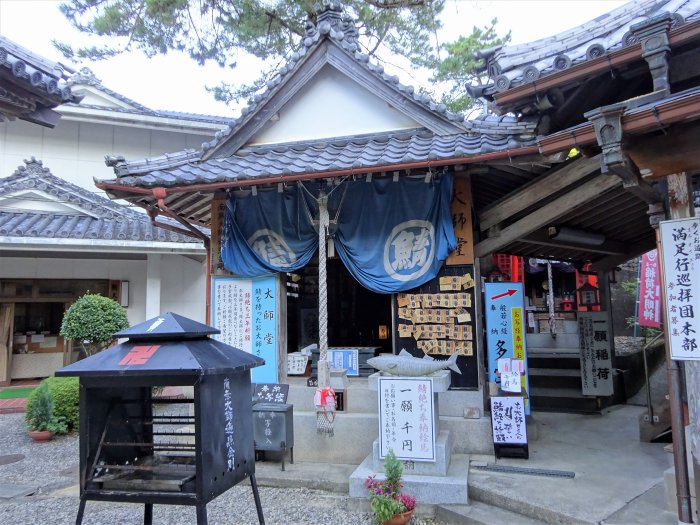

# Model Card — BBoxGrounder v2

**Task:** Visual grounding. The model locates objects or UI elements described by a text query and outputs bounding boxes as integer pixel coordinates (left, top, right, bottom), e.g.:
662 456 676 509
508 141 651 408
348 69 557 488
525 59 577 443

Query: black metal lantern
56 312 265 525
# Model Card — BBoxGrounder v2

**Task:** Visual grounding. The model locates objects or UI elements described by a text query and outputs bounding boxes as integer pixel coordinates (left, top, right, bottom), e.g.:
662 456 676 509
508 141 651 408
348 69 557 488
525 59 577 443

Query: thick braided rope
318 195 330 388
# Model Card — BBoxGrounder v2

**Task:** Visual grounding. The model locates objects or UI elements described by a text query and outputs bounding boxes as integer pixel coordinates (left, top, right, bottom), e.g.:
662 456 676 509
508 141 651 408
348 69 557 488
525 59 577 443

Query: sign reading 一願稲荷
578 312 613 395
378 377 435 462
212 275 278 382
659 218 700 360
485 282 530 414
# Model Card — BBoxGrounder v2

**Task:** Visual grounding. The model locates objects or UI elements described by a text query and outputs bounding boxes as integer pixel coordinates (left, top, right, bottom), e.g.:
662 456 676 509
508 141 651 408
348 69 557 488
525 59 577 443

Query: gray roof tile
103 130 535 189
470 0 700 96
0 158 205 243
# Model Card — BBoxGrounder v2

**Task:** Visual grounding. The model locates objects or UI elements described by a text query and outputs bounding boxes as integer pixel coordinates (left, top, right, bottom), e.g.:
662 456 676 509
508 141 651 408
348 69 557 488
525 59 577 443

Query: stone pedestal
350 370 469 505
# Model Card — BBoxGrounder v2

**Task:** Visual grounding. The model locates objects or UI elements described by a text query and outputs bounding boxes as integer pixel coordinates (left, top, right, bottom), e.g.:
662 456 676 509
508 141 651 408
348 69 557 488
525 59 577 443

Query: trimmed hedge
44 376 80 432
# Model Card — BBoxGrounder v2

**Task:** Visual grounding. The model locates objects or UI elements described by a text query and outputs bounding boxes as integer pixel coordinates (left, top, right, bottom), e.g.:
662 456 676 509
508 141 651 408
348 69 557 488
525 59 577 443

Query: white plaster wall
0 254 205 326
249 66 420 146
0 119 208 197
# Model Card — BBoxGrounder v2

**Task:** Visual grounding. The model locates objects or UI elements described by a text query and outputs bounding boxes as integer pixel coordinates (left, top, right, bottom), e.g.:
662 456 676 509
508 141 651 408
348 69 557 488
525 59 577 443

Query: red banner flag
637 250 661 328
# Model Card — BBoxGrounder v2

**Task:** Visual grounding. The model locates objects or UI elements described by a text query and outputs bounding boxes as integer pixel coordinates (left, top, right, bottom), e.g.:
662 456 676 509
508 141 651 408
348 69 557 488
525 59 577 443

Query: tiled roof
65 67 233 125
0 158 203 243
468 0 700 97
105 129 536 186
0 36 82 123
199 3 510 157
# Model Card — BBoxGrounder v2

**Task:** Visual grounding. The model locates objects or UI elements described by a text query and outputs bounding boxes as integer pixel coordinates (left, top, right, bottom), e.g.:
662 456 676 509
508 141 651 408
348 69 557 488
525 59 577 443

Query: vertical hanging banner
638 250 662 328
446 176 474 265
378 377 435 462
212 275 278 382
578 312 613 395
485 282 530 414
659 218 700 360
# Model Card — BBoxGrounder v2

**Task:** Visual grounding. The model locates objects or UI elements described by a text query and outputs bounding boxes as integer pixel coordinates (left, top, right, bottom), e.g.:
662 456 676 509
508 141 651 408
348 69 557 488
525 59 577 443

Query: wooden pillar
664 173 697 522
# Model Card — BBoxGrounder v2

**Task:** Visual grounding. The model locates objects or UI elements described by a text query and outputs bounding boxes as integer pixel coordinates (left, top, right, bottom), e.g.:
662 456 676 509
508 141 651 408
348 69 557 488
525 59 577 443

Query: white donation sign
659 217 700 360
378 377 435 461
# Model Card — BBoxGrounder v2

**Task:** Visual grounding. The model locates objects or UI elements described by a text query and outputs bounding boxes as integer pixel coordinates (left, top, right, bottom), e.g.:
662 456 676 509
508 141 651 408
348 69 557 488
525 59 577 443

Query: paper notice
456 310 471 323
13 335 27 344
398 307 413 321
398 324 414 338
30 334 44 343
397 294 410 307
439 276 462 291
501 371 522 393
461 273 475 289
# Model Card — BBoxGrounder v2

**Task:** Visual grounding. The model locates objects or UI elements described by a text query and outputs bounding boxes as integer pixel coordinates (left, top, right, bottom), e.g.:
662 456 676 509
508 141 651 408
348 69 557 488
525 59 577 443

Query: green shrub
44 376 79 432
25 381 66 434
60 293 129 356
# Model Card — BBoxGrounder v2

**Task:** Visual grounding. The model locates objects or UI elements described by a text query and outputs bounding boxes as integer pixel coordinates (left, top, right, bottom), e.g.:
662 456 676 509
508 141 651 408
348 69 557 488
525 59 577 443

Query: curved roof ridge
200 2 469 157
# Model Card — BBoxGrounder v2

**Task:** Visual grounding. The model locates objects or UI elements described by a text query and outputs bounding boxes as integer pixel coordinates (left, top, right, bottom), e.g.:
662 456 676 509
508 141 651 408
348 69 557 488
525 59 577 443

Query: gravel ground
0 413 443 525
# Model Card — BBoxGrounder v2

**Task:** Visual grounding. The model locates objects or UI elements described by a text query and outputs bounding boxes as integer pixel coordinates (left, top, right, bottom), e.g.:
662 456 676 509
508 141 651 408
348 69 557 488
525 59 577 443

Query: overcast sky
0 0 627 117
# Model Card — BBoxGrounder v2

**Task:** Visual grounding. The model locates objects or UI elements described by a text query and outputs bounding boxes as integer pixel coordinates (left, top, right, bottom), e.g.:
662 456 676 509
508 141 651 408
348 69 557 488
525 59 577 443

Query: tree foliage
57 0 508 112
60 293 130 356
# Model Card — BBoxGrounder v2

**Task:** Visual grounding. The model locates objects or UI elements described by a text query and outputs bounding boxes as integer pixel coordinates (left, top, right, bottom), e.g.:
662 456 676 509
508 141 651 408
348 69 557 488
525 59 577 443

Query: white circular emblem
383 220 435 282
248 229 297 268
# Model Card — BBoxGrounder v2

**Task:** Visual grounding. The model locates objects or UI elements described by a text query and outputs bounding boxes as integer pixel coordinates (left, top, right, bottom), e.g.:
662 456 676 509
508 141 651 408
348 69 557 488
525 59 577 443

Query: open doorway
286 256 392 356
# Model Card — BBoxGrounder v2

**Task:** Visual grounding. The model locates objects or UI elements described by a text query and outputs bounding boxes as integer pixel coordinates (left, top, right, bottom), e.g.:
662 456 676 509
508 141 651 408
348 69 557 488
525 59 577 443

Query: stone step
528 368 582 389
526 332 579 349
436 501 544 525
349 453 470 505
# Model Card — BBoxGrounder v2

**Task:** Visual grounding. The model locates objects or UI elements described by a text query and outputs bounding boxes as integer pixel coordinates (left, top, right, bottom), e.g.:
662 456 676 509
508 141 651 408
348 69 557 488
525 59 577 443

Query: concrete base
285 377 494 462
371 431 452 476
291 410 378 464
349 453 469 504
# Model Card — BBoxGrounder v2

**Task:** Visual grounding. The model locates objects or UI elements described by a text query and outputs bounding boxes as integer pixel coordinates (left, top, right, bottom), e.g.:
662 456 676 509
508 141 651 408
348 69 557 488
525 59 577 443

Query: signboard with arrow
485 282 530 415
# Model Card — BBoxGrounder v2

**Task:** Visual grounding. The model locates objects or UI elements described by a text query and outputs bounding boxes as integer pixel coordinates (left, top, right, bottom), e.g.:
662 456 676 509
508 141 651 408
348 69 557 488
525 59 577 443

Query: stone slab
372 430 452 477
0 484 37 499
349 453 469 505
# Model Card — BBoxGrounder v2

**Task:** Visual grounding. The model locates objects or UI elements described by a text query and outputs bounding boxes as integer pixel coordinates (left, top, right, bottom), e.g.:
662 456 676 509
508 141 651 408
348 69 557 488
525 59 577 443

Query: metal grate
474 463 575 478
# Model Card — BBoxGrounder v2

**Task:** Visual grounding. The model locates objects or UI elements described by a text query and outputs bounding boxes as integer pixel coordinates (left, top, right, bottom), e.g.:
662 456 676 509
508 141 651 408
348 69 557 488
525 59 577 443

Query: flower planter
383 509 414 525
28 430 53 442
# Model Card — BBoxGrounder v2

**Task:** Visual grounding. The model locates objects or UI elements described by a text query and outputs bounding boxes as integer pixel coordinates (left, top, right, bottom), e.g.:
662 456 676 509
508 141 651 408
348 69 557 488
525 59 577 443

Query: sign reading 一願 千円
578 312 613 396
485 282 530 414
378 377 435 462
659 217 700 360
212 275 278 382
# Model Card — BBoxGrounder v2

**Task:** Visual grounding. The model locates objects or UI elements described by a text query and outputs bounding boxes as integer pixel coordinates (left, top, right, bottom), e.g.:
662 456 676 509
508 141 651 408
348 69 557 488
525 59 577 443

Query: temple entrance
286 256 392 356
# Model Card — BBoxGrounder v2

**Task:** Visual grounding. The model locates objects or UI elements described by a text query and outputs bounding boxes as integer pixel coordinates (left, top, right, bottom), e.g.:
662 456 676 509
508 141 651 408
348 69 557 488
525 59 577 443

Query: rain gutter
492 20 700 108
537 87 700 156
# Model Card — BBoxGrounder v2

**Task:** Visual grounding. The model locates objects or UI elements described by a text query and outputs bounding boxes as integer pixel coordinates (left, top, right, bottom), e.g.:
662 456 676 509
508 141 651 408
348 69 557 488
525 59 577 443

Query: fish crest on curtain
221 184 318 277
220 173 456 292
329 172 456 293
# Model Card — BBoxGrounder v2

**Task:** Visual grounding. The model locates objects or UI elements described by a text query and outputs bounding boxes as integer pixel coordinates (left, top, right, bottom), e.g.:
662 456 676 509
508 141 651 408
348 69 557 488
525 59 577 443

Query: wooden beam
474 173 620 258
523 230 628 255
628 123 700 179
478 155 600 232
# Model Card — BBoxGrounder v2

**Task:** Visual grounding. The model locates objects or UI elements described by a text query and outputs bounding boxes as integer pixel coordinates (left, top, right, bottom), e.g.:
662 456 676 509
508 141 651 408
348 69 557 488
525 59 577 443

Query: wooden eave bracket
586 105 662 205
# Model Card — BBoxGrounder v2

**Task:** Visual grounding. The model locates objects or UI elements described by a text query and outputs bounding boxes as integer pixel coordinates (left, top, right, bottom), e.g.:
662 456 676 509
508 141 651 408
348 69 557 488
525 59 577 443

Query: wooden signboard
392 264 478 389
446 175 474 265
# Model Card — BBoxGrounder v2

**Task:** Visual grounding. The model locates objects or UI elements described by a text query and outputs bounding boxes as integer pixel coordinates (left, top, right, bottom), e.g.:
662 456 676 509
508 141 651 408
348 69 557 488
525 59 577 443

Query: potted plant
365 449 416 525
60 293 129 358
25 381 66 442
